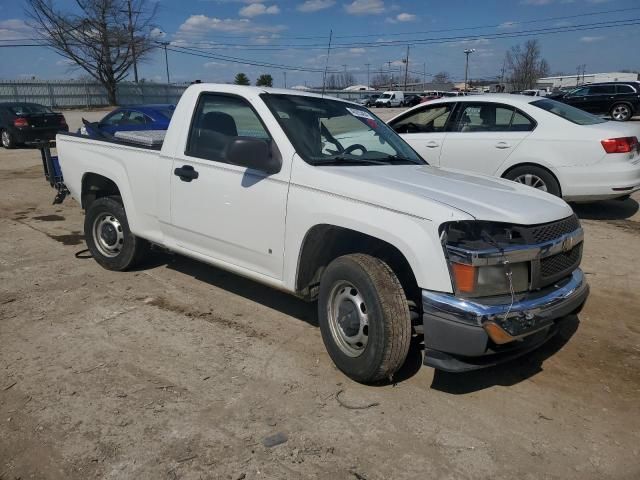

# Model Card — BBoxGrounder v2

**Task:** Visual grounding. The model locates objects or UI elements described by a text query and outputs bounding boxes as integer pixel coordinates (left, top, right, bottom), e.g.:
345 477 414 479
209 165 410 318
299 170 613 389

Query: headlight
450 261 529 297
441 221 530 297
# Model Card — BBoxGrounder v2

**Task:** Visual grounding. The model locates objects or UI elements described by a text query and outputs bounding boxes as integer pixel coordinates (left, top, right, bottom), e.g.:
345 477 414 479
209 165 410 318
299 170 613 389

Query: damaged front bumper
421 268 589 372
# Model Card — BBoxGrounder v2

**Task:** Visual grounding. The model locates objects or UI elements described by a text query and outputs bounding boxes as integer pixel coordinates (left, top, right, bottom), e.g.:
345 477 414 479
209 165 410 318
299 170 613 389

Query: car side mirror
226 137 281 175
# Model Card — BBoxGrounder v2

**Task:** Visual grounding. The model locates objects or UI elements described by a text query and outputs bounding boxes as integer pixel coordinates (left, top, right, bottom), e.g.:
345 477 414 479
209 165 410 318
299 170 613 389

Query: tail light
601 136 638 154
13 117 29 127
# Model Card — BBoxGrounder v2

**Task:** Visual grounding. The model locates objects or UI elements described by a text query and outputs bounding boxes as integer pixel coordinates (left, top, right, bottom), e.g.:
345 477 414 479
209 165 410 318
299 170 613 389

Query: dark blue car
80 104 175 137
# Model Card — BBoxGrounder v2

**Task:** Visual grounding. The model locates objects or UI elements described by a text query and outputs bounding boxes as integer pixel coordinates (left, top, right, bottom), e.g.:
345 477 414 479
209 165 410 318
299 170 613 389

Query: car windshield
157 106 175 119
380 94 392 99
531 98 607 125
9 104 53 115
261 93 424 166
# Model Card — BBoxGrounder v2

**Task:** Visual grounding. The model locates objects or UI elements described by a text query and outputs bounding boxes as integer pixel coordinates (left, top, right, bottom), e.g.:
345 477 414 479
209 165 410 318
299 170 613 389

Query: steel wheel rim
92 213 124 258
514 173 548 192
327 281 369 357
612 105 630 121
1 131 9 147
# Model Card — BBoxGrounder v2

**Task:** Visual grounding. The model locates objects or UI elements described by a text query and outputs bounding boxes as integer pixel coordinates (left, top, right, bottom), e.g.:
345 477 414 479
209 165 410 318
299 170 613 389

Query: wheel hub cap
92 214 124 258
328 282 369 357
514 173 548 192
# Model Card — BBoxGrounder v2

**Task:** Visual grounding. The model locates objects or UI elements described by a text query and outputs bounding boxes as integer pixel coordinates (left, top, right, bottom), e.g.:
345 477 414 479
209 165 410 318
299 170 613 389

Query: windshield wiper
314 156 388 165
378 154 424 165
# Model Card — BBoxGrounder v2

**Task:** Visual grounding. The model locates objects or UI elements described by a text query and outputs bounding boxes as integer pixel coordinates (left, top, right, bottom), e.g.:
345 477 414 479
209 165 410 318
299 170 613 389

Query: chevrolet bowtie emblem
561 236 575 252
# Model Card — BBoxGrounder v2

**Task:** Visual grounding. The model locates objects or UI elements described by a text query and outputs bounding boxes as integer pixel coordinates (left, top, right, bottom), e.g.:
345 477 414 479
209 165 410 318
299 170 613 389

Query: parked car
551 82 640 121
80 104 175 136
0 102 68 148
521 89 548 97
388 94 640 201
402 95 423 107
374 91 404 107
356 94 380 107
42 84 589 381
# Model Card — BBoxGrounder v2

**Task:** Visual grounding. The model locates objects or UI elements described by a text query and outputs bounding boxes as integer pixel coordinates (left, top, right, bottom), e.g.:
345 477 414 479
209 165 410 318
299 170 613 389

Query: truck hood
311 164 574 225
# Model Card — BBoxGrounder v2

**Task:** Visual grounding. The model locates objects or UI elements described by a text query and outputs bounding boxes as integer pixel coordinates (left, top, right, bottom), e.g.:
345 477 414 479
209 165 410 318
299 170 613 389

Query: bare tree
324 72 356 89
505 39 549 91
432 71 451 85
26 0 157 105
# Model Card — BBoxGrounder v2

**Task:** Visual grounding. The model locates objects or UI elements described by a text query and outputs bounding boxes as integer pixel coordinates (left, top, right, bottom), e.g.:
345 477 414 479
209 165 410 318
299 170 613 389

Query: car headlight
441 221 530 298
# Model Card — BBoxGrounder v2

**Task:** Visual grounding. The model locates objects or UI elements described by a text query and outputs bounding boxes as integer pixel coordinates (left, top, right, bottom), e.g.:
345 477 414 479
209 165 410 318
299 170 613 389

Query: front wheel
611 103 632 121
504 165 561 197
84 196 149 271
318 254 411 383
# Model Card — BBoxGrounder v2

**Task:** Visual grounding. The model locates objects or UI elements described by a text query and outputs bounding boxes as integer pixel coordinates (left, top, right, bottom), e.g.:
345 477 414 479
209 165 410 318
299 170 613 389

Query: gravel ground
0 109 639 480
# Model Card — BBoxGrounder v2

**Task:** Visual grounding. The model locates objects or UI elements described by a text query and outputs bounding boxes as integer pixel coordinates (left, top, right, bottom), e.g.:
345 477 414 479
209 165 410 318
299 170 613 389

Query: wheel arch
295 224 421 305
500 162 563 197
81 172 122 209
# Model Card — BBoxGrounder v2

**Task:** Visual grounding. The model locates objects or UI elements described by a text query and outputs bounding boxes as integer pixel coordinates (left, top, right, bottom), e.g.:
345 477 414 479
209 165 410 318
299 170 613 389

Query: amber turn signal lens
484 322 515 345
451 262 476 293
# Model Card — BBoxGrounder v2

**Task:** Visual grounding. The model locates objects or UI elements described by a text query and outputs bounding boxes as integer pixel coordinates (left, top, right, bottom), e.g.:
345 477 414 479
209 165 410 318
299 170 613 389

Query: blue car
80 104 175 137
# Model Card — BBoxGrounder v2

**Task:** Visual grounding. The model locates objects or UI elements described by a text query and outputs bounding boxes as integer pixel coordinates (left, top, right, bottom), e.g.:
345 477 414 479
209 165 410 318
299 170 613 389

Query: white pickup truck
45 84 589 382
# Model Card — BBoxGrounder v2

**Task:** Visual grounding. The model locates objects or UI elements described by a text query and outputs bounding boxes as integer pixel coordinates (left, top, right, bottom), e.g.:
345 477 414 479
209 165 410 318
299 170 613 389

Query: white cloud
344 0 385 15
498 21 517 29
239 3 280 17
448 38 490 47
55 59 75 66
580 35 604 43
175 14 284 39
150 27 166 39
297 0 335 12
395 12 416 22
0 19 33 41
349 47 365 53
204 61 227 68
521 0 554 5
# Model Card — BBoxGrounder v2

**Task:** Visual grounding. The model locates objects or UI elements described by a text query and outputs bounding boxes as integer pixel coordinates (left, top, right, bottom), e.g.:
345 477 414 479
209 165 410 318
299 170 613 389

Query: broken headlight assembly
439 221 531 298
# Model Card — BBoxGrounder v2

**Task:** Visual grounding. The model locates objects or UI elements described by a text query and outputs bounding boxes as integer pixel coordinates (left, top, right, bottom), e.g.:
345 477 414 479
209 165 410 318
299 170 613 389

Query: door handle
174 165 199 182
425 141 440 148
495 142 511 149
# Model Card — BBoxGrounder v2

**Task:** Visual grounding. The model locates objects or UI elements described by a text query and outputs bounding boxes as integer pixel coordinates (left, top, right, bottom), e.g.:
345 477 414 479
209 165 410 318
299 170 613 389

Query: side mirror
226 137 281 175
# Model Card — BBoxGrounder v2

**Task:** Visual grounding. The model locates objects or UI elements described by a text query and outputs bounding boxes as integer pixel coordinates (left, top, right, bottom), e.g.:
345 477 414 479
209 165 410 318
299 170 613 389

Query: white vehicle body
389 94 640 201
52 84 589 377
375 91 404 107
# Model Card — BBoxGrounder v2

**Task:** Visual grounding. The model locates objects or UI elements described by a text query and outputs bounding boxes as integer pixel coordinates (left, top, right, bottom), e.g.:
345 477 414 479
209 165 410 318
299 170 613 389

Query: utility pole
283 71 287 88
500 56 506 90
387 61 393 90
342 64 347 88
403 45 410 92
160 42 170 84
321 29 333 96
122 0 139 83
423 62 426 90
365 63 370 89
463 48 475 92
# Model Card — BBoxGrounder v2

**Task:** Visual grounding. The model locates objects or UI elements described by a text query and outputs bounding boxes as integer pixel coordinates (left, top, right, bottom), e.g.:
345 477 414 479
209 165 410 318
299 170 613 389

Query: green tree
234 73 250 86
256 74 273 87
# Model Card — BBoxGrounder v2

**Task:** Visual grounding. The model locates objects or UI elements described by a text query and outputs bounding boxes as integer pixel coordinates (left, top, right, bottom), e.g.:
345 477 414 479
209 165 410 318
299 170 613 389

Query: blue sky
1 0 639 87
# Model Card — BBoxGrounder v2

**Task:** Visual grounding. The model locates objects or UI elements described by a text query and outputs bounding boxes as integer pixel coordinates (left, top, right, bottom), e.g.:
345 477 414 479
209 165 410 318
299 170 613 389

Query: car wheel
504 165 561 197
318 253 411 383
1 129 16 149
84 196 150 271
610 103 632 122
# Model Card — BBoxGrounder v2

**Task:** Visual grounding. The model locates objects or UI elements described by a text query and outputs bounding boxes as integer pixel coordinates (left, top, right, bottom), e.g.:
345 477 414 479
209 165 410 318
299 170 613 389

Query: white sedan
387 94 640 201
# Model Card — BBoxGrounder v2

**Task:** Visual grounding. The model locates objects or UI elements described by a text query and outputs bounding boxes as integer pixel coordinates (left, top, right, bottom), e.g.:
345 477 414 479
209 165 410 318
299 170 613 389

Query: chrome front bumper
421 269 589 372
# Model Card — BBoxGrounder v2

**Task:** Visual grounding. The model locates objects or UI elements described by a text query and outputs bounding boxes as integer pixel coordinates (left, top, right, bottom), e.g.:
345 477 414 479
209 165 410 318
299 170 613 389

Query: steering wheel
343 144 368 155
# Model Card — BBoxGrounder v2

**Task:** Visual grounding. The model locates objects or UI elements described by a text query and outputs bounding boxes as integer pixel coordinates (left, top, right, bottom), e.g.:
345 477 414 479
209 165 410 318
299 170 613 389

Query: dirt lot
1 109 640 480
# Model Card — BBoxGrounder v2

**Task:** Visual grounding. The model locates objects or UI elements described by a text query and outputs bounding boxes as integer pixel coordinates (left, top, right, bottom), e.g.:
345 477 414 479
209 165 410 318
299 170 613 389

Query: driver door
390 103 456 164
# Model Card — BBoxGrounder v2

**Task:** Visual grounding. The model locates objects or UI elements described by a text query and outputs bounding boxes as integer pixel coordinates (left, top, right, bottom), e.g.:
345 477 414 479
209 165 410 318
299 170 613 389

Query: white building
537 72 638 90
343 85 374 91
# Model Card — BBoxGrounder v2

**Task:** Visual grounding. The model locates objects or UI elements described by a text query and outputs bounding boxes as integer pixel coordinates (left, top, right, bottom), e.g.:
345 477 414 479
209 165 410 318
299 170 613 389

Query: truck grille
529 215 581 244
540 244 582 280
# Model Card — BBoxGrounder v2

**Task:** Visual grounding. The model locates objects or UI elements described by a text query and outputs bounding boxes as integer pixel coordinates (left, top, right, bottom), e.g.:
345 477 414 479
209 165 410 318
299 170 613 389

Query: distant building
537 72 639 90
343 85 375 91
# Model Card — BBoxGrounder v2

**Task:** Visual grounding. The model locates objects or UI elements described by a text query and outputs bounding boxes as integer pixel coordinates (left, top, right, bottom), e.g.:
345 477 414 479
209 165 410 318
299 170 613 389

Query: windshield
531 98 607 125
379 94 392 99
261 94 424 166
9 104 54 115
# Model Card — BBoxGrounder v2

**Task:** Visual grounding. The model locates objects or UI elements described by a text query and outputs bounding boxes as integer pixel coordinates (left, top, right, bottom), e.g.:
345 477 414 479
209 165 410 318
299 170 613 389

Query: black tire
1 129 16 149
504 165 561 197
610 103 633 122
84 196 149 271
318 253 411 383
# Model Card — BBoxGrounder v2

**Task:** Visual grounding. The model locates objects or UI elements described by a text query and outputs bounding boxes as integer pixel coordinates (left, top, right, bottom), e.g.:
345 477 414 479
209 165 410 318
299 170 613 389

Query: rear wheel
610 103 632 121
318 254 411 383
504 165 561 197
84 196 149 271
1 130 16 149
